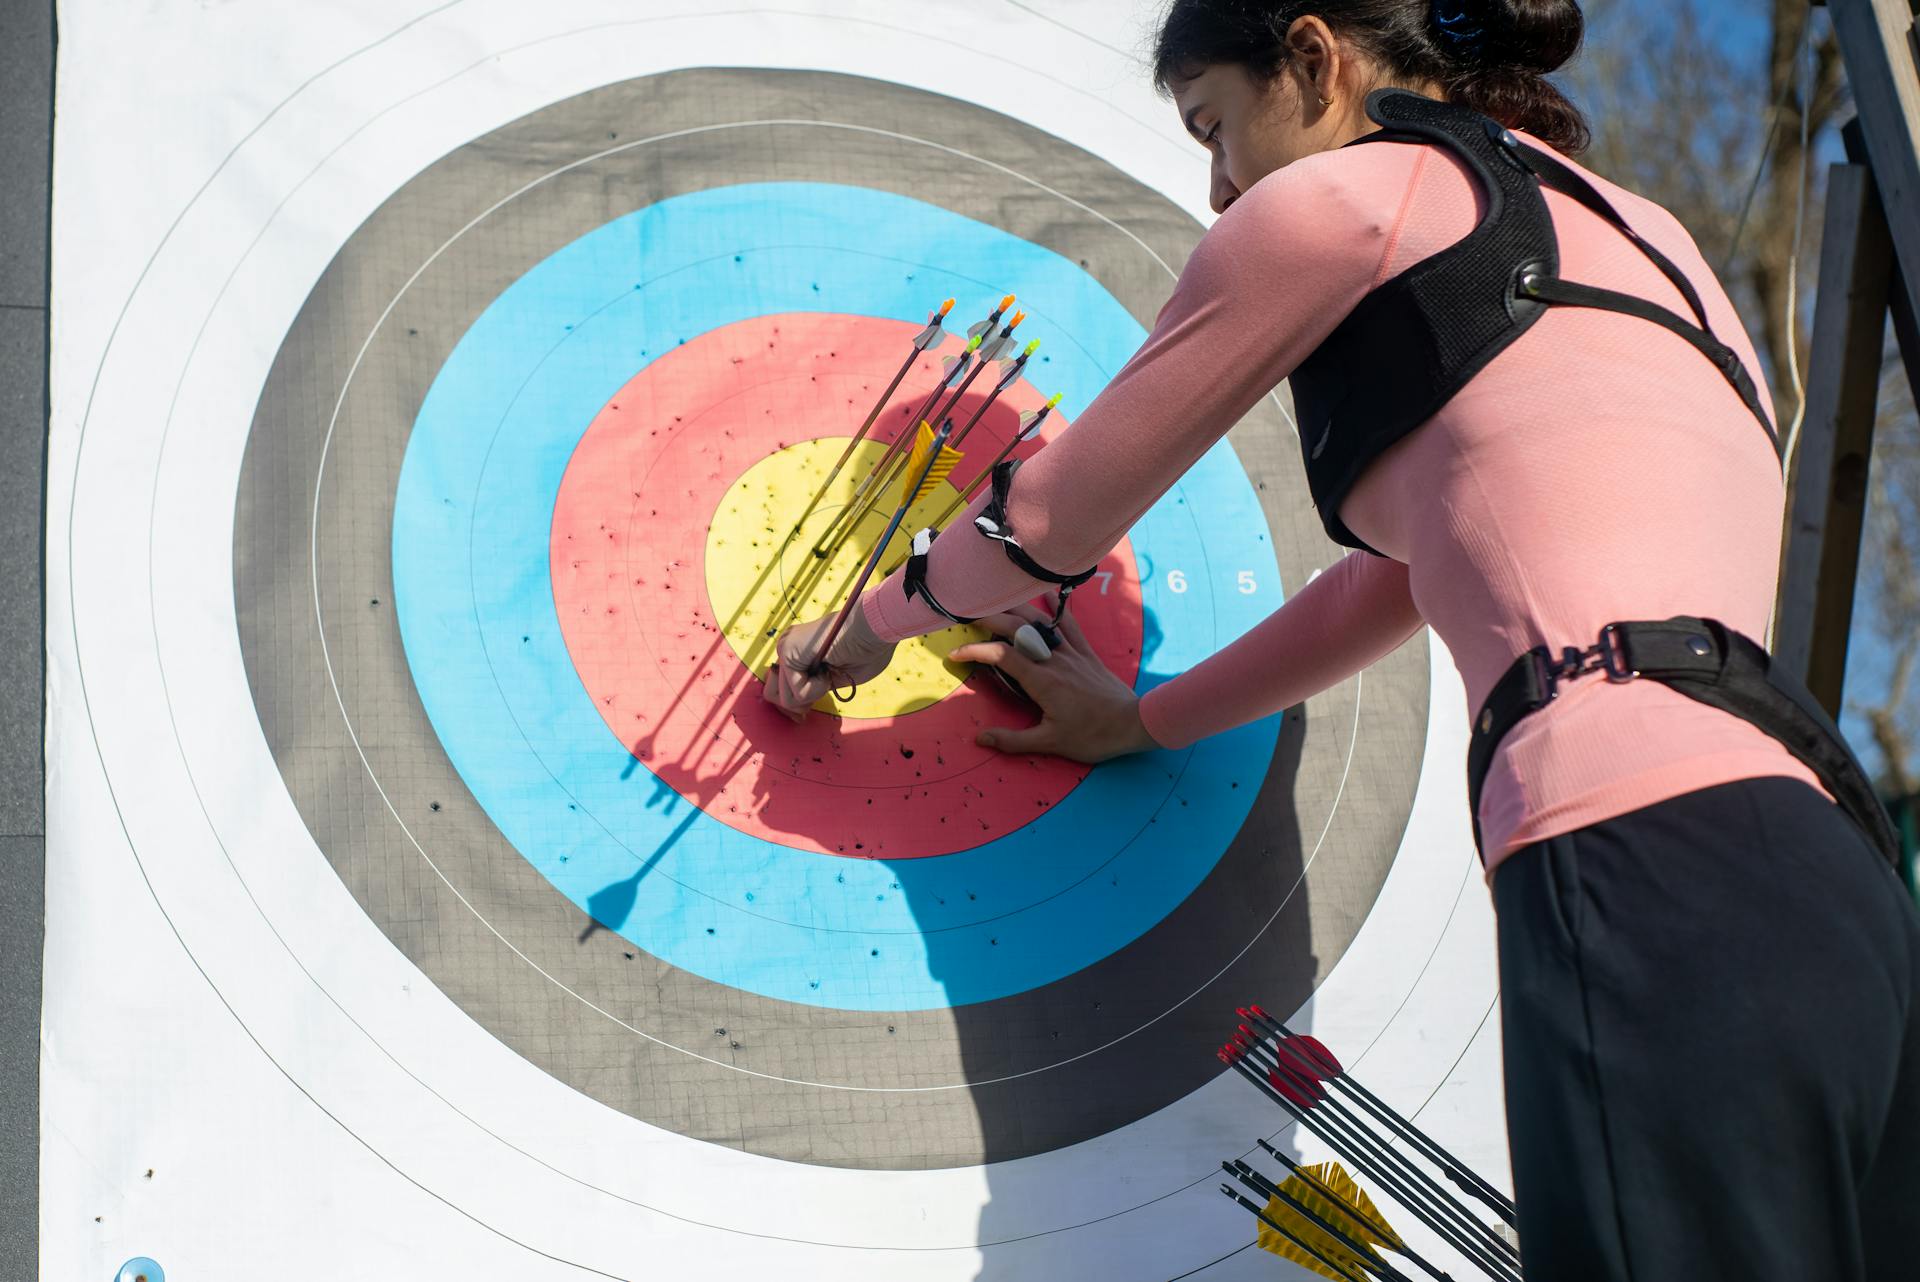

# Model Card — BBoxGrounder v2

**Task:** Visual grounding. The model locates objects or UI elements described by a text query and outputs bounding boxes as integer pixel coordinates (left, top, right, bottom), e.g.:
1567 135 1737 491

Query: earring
1317 93 1334 108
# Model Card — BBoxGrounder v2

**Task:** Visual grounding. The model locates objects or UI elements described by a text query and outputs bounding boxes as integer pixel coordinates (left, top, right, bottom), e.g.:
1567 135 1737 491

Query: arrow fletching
1253 1162 1401 1280
900 420 962 506
1016 391 1064 440
898 418 960 502
966 295 1015 339
996 338 1042 383
913 314 949 350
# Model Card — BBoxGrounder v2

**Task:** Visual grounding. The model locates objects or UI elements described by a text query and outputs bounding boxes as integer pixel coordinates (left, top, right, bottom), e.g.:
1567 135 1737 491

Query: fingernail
978 732 996 747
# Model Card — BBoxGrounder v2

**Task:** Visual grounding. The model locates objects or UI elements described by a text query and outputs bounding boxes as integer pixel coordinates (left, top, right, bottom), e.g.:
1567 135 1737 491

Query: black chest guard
1291 90 1776 554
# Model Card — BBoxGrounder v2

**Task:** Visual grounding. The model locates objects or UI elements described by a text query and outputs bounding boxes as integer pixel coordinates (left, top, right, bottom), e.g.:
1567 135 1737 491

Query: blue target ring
391 183 1283 1010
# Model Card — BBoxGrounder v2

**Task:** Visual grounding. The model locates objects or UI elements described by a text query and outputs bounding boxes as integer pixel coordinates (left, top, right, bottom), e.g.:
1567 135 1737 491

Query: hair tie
1431 0 1489 55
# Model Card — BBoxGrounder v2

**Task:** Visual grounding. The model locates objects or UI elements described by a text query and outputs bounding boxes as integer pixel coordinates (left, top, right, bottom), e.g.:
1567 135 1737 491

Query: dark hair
1152 0 1589 153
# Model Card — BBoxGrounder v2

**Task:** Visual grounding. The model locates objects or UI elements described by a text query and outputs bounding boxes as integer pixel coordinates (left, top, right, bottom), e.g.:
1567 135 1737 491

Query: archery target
50 7 1503 1278
234 65 1430 1166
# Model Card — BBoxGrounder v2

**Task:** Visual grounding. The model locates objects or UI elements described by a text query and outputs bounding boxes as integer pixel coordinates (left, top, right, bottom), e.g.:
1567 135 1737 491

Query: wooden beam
1775 161 1894 714
1826 0 1920 335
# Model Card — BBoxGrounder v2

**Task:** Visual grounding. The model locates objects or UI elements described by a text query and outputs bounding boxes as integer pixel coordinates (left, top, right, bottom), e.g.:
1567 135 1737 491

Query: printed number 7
1095 571 1113 594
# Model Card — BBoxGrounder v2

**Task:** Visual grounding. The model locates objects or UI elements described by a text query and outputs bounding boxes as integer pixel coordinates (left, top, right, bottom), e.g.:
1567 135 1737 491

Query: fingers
996 600 1087 656
1051 605 1091 652
763 659 829 720
948 638 1042 685
976 722 1056 755
973 611 1036 640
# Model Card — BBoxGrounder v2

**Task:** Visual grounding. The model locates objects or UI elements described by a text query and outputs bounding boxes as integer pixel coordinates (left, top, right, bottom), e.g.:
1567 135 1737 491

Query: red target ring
551 312 1144 858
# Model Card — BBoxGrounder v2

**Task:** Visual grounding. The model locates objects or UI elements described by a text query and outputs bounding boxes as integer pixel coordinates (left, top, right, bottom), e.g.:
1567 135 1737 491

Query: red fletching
1267 1067 1317 1110
1293 1033 1345 1076
1271 1038 1331 1088
1267 1052 1329 1103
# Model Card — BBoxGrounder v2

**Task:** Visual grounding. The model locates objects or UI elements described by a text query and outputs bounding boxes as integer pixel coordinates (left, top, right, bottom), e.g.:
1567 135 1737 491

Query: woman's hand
952 603 1163 763
762 604 898 722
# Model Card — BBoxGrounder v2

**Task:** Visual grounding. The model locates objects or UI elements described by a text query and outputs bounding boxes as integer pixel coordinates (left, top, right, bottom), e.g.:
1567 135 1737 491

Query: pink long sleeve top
858 128 1819 872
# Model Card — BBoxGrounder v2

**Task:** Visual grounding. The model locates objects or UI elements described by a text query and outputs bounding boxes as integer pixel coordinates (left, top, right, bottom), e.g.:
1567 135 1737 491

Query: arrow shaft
1227 1058 1519 1282
780 346 923 557
1235 1158 1457 1282
1220 1184 1377 1282
805 422 954 674
809 364 967 560
1245 1040 1519 1275
1247 1010 1517 1227
1226 1163 1411 1282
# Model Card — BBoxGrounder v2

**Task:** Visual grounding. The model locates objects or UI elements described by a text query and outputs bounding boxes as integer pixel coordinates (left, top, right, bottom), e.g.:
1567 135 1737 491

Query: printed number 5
1237 570 1257 595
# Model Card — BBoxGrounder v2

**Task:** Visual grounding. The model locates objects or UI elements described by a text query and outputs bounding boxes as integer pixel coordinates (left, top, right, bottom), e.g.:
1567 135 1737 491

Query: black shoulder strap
1512 144 1779 446
1349 102 1778 449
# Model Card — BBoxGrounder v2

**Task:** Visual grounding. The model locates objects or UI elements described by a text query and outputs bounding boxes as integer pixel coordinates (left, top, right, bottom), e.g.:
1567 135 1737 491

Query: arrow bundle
1217 1006 1522 1281
764 295 1057 682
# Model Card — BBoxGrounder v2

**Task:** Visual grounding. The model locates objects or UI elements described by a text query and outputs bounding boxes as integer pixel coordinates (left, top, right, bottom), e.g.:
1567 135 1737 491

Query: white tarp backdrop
43 3 1506 1278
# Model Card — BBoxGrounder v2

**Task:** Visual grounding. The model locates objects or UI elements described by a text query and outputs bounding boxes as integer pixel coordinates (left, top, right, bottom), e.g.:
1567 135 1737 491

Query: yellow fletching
913 447 961 504
1251 1162 1401 1281
900 423 963 506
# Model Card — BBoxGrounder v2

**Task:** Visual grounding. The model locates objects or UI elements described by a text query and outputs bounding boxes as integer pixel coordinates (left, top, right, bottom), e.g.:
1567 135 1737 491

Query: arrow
1229 1156 1462 1282
874 389 1061 580
1222 1159 1411 1282
899 419 963 506
949 337 1040 452
925 311 1024 432
811 314 1029 581
1219 1182 1381 1282
1242 1005 1518 1228
798 418 958 688
1219 1045 1522 1282
805 328 984 565
1232 1033 1520 1279
783 299 955 545
967 292 1016 341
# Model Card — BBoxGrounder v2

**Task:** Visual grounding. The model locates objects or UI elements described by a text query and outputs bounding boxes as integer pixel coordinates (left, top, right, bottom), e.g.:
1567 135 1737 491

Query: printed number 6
1237 570 1257 595
1167 569 1188 594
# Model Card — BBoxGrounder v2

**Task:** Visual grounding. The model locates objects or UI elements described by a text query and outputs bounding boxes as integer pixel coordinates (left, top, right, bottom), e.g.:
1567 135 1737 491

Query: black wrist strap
973 458 1100 606
903 527 981 625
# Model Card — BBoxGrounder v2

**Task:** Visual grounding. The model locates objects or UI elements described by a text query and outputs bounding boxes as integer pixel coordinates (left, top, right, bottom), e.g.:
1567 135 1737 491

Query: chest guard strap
1291 90 1776 555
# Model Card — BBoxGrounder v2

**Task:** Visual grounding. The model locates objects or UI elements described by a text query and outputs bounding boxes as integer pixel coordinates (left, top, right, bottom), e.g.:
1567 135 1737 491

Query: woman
765 2 1918 1276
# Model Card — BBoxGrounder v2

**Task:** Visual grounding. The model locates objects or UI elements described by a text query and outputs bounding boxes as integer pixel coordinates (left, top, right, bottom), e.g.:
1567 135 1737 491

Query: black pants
1495 777 1920 1281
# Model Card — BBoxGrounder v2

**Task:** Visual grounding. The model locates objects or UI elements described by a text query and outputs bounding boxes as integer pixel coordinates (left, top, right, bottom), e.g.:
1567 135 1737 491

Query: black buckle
1597 622 1638 682
1525 624 1640 706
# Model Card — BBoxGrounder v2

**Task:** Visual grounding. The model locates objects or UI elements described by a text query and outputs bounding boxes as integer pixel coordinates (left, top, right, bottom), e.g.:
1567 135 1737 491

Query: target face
233 67 1430 1173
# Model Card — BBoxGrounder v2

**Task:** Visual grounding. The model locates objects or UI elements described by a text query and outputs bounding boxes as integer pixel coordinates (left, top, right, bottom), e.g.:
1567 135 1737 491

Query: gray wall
1 1 53 1276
